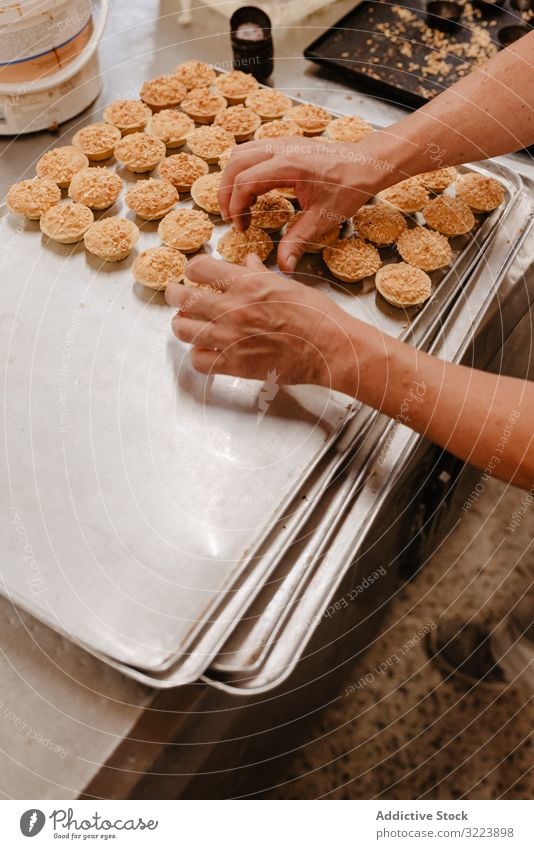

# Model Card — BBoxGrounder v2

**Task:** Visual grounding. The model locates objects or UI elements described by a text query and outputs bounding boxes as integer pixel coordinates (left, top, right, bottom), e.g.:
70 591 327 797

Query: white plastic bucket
0 0 109 134
0 0 95 83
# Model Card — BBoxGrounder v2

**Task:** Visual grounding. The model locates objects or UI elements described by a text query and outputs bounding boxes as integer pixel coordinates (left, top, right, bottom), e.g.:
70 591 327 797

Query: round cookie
325 115 373 143
422 195 475 237
322 237 381 282
72 122 122 161
181 88 227 124
353 204 407 245
375 263 432 308
416 167 457 193
190 172 222 215
214 70 259 104
214 105 261 142
158 209 214 253
159 153 209 192
283 211 340 254
455 173 505 212
186 126 235 163
377 178 430 214
396 226 452 272
114 132 166 173
103 99 152 134
217 225 273 265
84 217 139 262
68 167 123 210
173 60 216 90
245 89 292 121
36 146 89 188
284 104 331 136
124 178 178 220
146 109 195 148
40 201 94 244
6 178 61 219
132 246 186 291
250 191 294 232
139 74 187 112
254 119 304 140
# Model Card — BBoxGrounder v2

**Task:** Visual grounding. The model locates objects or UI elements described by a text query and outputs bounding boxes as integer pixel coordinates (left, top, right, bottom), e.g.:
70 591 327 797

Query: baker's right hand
218 134 396 272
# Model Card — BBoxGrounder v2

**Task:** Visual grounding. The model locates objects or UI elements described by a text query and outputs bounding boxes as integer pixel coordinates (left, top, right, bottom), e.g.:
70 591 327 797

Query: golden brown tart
159 152 209 192
250 191 295 231
375 263 432 308
217 225 273 264
132 246 186 291
353 204 407 245
139 74 187 112
245 89 292 121
454 173 505 212
158 208 214 253
422 195 475 236
40 201 94 244
6 178 61 219
124 178 178 220
190 172 222 215
180 88 227 124
103 99 152 134
173 60 217 90
68 167 123 210
396 226 452 271
254 119 304 140
323 238 381 282
214 105 261 142
114 132 166 173
214 70 259 104
186 125 235 163
284 104 331 136
84 217 139 261
325 115 373 143
416 167 458 193
36 146 89 188
146 109 195 148
72 122 122 160
377 178 430 214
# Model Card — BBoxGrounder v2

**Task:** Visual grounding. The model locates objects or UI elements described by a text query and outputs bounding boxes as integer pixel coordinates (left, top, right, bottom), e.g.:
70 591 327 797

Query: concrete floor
271 471 534 799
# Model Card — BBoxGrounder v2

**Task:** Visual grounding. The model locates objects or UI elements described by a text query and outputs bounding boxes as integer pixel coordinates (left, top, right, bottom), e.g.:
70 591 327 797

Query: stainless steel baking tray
0 66 524 679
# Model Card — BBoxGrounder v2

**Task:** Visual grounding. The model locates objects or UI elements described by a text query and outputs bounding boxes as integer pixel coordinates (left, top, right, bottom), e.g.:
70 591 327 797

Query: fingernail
286 254 297 272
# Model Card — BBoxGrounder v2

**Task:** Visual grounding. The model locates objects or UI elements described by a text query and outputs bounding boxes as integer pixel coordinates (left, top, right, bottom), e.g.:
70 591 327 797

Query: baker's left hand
166 253 357 389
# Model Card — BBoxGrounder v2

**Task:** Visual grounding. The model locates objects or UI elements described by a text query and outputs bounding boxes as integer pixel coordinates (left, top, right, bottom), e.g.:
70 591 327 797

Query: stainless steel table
0 0 532 799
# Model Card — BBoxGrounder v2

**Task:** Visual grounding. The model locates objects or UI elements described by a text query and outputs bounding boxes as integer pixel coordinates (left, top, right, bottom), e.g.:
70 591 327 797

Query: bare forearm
351 33 534 193
332 322 534 488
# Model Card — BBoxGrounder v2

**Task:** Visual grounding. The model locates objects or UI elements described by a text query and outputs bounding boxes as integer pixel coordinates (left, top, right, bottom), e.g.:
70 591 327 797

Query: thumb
277 211 319 274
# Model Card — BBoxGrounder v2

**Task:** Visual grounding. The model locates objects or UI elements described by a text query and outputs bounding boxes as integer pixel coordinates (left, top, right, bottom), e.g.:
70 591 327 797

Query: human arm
167 257 534 490
219 32 534 271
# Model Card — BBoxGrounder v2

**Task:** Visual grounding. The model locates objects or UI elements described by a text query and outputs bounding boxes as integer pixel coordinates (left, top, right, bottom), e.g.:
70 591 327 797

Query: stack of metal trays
0 70 528 687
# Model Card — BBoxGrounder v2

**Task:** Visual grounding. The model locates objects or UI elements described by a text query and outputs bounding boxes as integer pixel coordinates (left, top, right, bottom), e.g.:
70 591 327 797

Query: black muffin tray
304 0 533 108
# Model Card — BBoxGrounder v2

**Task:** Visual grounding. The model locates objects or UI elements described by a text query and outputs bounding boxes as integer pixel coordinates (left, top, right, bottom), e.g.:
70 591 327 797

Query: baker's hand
166 253 357 388
218 134 394 272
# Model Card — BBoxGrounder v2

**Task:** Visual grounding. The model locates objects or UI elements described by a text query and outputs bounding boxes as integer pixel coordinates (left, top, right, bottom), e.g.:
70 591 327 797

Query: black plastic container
230 6 274 82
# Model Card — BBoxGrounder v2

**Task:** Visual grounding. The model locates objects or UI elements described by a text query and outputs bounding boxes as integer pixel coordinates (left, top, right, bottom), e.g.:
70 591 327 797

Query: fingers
172 316 226 349
219 144 272 222
228 162 297 231
277 211 318 273
190 347 231 376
